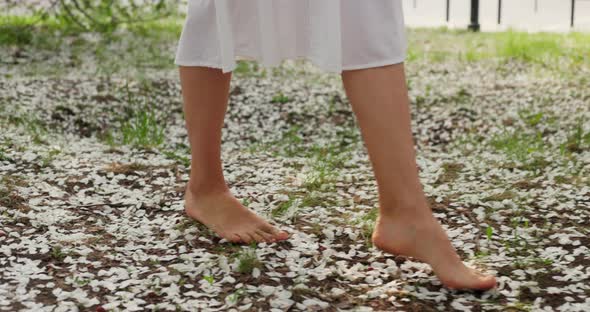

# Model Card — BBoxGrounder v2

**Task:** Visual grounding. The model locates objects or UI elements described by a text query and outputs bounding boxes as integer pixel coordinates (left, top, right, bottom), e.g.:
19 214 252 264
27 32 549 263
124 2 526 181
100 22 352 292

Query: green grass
0 147 11 162
73 276 90 286
292 285 318 300
272 195 297 218
0 13 183 45
486 226 494 241
406 28 590 68
1 175 27 188
247 125 304 157
202 275 215 285
353 207 379 247
161 149 190 167
302 162 335 192
50 245 67 262
4 12 589 78
233 60 267 78
161 143 191 167
272 192 336 219
104 110 166 149
0 14 54 46
5 114 50 145
513 257 553 272
40 148 62 168
482 190 518 202
518 110 544 128
489 112 588 171
435 162 465 185
299 143 351 192
235 248 263 275
301 192 335 207
247 124 354 166
1 13 182 77
0 175 28 212
174 219 198 233
560 116 590 154
270 92 291 104
496 31 562 62
226 287 247 305
490 130 545 162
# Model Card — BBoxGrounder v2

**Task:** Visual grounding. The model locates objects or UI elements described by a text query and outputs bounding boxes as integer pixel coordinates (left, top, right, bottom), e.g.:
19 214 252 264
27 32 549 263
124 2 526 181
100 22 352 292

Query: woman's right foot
372 208 497 291
183 184 289 244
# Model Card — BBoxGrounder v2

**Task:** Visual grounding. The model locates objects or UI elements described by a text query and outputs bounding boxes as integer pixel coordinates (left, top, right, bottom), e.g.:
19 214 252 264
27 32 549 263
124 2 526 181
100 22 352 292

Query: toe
276 230 290 241
255 229 275 243
441 267 497 291
478 275 497 290
469 267 486 276
260 223 277 234
236 233 255 244
464 271 497 290
261 223 289 241
226 233 242 244
250 230 268 243
468 268 497 289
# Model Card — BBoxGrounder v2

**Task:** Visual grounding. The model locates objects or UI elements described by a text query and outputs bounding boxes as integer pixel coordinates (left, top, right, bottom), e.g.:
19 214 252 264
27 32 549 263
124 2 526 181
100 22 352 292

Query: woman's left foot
372 208 497 291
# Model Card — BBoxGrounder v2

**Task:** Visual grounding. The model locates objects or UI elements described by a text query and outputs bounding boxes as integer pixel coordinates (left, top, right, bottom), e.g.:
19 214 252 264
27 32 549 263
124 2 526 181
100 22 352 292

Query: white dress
174 0 407 74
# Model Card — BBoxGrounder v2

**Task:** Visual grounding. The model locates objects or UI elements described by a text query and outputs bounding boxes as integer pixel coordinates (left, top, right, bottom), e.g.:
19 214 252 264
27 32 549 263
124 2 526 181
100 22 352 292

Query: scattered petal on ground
1 33 589 311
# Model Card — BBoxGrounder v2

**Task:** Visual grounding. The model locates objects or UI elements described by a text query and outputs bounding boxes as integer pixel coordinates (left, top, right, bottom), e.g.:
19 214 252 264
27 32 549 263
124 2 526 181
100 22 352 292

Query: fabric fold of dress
174 0 408 74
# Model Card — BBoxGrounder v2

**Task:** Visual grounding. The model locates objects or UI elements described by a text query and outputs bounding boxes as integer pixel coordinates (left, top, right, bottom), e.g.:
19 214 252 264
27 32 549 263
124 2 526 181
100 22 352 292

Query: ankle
186 180 230 198
377 199 432 221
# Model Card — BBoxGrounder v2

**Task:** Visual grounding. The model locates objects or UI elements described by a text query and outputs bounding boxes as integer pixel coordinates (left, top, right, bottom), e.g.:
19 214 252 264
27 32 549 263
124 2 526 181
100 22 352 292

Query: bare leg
178 66 289 244
341 63 496 290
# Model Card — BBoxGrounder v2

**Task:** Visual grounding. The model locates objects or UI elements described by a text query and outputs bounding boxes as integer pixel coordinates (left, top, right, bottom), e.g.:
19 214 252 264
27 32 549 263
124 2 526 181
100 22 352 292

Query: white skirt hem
174 0 407 75
174 54 406 74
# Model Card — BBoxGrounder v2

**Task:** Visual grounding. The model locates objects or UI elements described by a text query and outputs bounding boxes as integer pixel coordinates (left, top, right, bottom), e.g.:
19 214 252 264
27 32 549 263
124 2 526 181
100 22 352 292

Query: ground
0 16 589 312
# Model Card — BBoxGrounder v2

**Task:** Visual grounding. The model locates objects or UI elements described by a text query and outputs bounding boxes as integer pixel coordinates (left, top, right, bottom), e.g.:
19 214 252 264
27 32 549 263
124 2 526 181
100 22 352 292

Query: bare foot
183 185 289 244
372 210 497 291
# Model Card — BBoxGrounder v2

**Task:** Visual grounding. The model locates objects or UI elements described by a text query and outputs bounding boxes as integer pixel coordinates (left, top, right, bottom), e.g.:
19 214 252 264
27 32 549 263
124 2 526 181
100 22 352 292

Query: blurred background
404 0 590 32
2 0 589 78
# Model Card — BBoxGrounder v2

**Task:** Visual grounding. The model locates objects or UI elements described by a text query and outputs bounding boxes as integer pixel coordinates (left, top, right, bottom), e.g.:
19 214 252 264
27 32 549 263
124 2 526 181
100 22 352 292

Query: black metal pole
571 0 576 28
446 0 450 22
497 0 502 24
468 0 480 31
